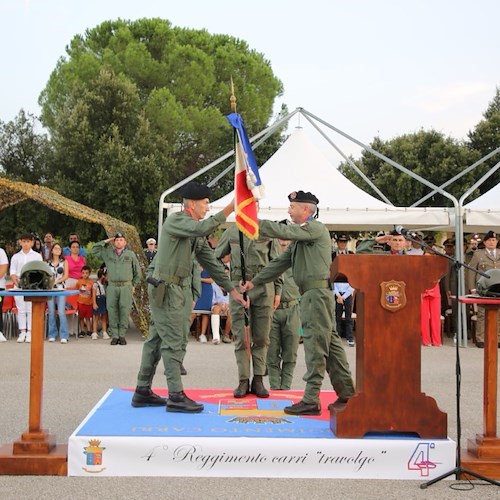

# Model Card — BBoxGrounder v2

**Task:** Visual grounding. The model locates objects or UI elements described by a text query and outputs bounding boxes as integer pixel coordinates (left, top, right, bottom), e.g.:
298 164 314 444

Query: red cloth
234 133 259 239
421 283 442 346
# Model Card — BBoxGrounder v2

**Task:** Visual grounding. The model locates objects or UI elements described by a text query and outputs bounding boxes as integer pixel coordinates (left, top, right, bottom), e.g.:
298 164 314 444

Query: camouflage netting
0 177 150 337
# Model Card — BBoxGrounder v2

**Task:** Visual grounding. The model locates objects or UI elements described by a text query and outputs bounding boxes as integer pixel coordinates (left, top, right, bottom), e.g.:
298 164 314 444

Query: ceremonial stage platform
68 388 455 479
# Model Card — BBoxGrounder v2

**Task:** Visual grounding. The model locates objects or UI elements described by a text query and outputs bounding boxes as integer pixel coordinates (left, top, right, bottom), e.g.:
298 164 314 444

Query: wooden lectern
0 290 76 475
330 255 448 438
459 296 500 479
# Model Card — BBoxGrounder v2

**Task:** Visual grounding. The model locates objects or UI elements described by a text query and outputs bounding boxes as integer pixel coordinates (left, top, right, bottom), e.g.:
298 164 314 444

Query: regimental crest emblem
380 280 407 312
227 416 292 424
82 439 106 473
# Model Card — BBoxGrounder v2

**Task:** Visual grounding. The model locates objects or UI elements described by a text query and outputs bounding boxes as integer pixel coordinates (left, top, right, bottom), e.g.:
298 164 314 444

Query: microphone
394 225 417 238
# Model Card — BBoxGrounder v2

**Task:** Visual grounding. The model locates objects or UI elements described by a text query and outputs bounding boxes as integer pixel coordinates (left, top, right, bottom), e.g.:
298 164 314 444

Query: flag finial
230 77 236 113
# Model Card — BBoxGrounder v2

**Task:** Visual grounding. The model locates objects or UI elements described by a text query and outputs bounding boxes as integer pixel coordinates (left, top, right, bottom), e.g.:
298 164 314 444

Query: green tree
38 18 284 240
0 110 52 184
0 111 57 242
338 130 479 207
467 86 500 195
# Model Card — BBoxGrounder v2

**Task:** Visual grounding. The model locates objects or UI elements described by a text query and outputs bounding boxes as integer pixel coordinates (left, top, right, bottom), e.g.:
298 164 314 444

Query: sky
0 0 499 161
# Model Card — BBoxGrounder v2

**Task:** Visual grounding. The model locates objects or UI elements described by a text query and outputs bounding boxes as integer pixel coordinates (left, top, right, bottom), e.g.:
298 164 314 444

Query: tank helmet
476 269 500 298
19 261 55 290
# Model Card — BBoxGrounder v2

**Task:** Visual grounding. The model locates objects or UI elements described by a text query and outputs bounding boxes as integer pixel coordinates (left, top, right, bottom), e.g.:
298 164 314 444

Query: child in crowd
92 268 109 340
76 265 93 337
210 266 232 344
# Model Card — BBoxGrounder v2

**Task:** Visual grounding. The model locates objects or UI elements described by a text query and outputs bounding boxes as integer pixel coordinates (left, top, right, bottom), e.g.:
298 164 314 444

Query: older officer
132 182 247 413
92 233 142 345
241 190 355 415
215 214 282 399
467 230 500 348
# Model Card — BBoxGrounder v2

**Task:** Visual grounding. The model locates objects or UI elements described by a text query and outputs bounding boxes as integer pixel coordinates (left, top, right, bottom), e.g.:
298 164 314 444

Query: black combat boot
166 391 204 413
233 379 250 398
327 398 349 413
284 400 321 416
250 375 269 398
131 386 166 407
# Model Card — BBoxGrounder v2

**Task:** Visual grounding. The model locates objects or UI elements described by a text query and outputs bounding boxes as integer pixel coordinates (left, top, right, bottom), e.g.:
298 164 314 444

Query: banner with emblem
226 112 264 240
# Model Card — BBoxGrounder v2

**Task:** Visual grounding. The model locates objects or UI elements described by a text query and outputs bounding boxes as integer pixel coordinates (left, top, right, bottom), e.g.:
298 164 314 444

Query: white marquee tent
464 182 500 231
169 128 450 231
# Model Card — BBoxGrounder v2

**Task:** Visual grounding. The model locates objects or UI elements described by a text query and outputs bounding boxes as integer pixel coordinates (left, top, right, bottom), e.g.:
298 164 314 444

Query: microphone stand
402 233 500 488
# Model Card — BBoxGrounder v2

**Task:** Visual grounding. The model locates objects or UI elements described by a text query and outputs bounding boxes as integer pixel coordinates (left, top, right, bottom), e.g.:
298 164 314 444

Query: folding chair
191 309 212 341
64 288 80 339
2 284 18 339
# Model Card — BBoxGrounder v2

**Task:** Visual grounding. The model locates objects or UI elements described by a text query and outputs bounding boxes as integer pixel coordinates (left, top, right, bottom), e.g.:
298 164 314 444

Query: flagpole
230 79 251 363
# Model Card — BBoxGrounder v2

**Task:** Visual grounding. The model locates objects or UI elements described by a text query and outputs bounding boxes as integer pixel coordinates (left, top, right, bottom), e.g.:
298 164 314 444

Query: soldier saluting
91 232 141 345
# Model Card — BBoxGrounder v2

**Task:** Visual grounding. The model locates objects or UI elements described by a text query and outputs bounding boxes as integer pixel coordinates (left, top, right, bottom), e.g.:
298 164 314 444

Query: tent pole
300 112 393 205
208 114 294 187
157 108 302 240
412 147 500 207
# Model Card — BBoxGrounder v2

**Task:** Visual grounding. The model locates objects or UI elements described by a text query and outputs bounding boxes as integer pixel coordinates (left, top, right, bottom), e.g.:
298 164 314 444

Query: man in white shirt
9 233 43 343
0 246 8 342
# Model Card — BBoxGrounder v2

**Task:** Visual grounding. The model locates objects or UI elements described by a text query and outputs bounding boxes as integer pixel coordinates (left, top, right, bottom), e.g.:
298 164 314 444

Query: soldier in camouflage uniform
91 233 141 345
467 230 500 347
131 255 195 408
131 182 246 413
242 190 355 415
215 223 282 398
267 234 301 390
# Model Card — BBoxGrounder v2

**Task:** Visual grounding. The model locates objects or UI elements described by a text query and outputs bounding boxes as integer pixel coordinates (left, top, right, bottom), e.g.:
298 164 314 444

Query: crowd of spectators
1 228 497 357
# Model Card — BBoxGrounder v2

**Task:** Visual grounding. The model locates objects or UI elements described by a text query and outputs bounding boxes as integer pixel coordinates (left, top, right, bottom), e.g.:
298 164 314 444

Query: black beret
179 181 211 200
336 234 348 242
288 190 319 204
484 230 497 241
114 232 125 239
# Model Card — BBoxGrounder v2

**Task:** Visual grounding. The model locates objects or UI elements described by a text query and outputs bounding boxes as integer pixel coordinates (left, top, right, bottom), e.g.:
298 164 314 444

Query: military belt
159 274 190 287
277 299 299 310
300 279 330 294
108 280 132 286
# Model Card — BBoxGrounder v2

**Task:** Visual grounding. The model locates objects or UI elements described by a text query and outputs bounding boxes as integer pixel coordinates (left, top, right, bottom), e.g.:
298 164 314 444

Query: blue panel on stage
76 388 337 439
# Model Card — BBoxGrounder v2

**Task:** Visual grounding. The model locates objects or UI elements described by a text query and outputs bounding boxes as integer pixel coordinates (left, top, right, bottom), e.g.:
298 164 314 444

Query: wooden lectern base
330 392 447 439
0 428 67 476
460 435 500 480
0 443 67 476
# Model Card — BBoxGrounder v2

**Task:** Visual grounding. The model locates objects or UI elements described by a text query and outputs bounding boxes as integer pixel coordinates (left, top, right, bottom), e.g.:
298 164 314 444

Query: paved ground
0 328 499 499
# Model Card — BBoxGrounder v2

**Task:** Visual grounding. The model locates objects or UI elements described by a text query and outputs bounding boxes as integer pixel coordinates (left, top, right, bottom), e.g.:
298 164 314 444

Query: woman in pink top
66 240 87 288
